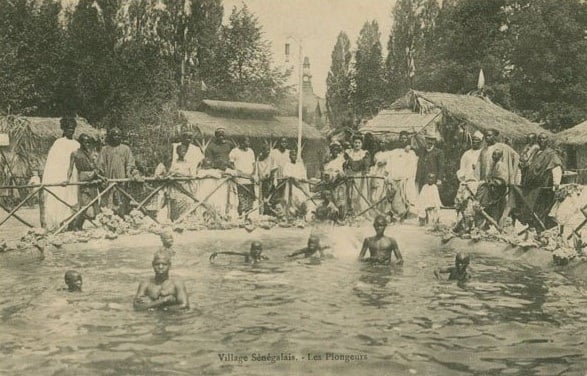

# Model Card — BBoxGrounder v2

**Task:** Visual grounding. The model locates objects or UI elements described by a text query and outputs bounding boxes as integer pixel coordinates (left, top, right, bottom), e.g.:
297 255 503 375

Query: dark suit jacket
416 147 444 188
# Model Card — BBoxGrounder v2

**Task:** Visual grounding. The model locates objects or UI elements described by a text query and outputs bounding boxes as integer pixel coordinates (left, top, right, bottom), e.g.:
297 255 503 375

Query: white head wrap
472 131 484 140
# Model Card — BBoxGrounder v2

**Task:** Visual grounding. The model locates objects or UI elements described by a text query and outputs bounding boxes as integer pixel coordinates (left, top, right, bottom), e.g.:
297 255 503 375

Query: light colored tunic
42 137 79 230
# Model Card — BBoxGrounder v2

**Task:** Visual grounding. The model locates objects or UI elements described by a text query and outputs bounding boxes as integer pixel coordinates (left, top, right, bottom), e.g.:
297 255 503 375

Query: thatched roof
359 108 442 137
366 90 548 141
17 116 101 140
180 110 324 140
555 120 587 145
199 99 278 118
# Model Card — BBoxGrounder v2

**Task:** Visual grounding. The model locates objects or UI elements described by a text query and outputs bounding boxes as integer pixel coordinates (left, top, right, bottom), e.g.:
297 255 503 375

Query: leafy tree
509 0 587 131
353 20 385 120
62 0 120 122
385 0 439 101
208 5 290 105
0 0 65 115
326 32 354 129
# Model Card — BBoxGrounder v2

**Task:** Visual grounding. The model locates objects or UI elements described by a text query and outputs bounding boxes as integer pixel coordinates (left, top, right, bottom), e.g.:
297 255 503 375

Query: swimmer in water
64 270 83 292
159 232 175 256
209 241 267 264
286 235 329 259
134 250 189 311
434 252 471 282
358 215 403 265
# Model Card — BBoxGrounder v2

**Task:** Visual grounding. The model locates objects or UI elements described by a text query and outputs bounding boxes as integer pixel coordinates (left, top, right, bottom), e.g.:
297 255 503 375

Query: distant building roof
555 120 587 145
359 108 442 136
180 110 323 140
199 99 278 118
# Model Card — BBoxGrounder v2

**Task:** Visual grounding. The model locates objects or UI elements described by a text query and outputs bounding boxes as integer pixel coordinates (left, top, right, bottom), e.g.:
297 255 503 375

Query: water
1 225 586 375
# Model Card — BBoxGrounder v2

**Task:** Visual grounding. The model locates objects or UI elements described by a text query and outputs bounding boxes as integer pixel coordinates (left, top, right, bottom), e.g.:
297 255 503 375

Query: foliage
326 32 354 129
206 4 291 105
352 20 385 120
0 0 65 115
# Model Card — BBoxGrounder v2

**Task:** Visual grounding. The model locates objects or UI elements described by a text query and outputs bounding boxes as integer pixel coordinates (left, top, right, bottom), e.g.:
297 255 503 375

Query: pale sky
223 0 395 97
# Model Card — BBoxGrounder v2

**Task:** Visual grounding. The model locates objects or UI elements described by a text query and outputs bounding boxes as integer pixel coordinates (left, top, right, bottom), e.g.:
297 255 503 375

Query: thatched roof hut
360 90 549 141
0 116 101 184
555 120 587 183
180 100 327 177
360 91 549 204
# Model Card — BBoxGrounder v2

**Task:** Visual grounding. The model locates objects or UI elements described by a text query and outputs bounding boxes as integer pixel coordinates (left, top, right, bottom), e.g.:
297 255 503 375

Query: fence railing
0 174 394 235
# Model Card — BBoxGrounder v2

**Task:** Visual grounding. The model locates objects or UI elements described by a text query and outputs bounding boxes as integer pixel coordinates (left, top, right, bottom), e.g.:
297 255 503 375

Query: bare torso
361 236 401 264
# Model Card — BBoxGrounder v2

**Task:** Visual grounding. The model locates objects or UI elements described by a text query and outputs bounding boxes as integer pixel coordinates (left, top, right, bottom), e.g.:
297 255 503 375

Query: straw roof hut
361 90 548 142
555 120 587 183
360 90 549 204
180 100 327 177
0 115 101 186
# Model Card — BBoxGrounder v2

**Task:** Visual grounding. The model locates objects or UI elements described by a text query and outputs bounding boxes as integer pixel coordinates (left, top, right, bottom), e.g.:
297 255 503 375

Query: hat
472 131 484 140
424 133 437 140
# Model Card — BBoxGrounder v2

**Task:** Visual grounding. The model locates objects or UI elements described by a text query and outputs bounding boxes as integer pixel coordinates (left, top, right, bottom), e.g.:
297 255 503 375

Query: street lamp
285 35 303 161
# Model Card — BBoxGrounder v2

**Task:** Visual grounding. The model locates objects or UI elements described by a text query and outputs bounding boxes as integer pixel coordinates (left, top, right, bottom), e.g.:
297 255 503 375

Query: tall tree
385 0 439 101
62 0 120 121
353 20 385 120
208 5 290 105
325 32 354 129
0 0 65 115
509 0 587 131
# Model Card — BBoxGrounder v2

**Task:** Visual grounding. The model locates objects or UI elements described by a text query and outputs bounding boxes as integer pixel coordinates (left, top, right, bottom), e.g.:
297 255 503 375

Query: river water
1 225 586 375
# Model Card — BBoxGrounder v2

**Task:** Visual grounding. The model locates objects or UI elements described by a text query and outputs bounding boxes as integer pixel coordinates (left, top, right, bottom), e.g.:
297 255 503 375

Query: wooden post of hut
38 186 46 228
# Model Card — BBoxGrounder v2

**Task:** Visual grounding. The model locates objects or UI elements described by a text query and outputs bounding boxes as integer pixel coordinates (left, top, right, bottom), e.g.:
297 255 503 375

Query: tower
302 56 313 95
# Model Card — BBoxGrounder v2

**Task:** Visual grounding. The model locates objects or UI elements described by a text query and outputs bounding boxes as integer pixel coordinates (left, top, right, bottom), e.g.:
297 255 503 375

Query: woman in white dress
42 117 79 230
343 135 371 216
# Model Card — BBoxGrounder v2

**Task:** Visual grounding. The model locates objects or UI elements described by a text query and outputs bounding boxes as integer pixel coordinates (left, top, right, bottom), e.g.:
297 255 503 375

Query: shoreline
2 214 586 284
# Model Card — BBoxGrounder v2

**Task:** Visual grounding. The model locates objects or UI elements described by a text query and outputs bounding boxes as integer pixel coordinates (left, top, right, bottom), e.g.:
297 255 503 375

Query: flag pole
297 40 303 160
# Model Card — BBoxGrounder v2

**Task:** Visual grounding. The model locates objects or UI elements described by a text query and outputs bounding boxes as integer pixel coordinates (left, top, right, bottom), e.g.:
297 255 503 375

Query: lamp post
285 35 303 161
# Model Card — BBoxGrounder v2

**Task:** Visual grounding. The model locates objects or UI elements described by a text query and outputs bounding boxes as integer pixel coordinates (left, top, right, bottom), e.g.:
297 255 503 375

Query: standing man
458 131 484 182
172 131 204 171
520 133 539 185
229 137 256 215
415 133 444 191
269 137 291 179
387 131 419 217
99 127 136 216
523 133 563 229
205 128 233 171
42 116 79 230
67 134 102 231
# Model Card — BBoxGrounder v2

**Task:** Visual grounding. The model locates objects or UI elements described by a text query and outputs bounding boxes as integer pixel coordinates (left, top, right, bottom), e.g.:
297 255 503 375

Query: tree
326 32 354 129
208 5 290 105
385 0 439 102
509 0 587 131
62 0 120 121
0 0 65 116
353 20 385 120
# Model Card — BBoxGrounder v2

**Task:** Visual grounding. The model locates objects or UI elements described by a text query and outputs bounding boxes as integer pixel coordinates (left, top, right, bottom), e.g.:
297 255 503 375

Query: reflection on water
1 227 586 375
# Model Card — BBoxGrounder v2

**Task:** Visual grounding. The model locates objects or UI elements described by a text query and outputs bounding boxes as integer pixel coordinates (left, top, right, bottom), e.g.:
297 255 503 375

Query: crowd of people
37 116 564 234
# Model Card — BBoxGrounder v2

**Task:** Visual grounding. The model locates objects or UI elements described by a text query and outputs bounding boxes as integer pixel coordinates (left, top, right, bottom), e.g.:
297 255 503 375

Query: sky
223 0 395 97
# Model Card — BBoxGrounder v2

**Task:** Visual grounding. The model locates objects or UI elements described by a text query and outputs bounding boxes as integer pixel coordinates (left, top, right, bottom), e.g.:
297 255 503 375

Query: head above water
373 215 388 235
64 270 82 292
250 241 263 257
455 252 470 268
160 232 174 248
307 235 321 251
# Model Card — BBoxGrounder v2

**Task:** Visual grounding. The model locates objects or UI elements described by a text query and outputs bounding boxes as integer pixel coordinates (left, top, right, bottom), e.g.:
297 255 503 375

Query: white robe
42 137 80 230
387 147 418 211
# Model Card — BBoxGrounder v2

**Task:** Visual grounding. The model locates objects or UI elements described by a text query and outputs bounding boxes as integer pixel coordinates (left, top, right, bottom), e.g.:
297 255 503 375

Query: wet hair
374 215 387 225
60 116 77 131
64 270 81 283
153 250 171 263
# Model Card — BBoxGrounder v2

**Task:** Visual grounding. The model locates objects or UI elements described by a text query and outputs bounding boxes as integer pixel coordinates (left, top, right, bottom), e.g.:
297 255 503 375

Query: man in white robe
42 117 79 230
386 131 418 218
